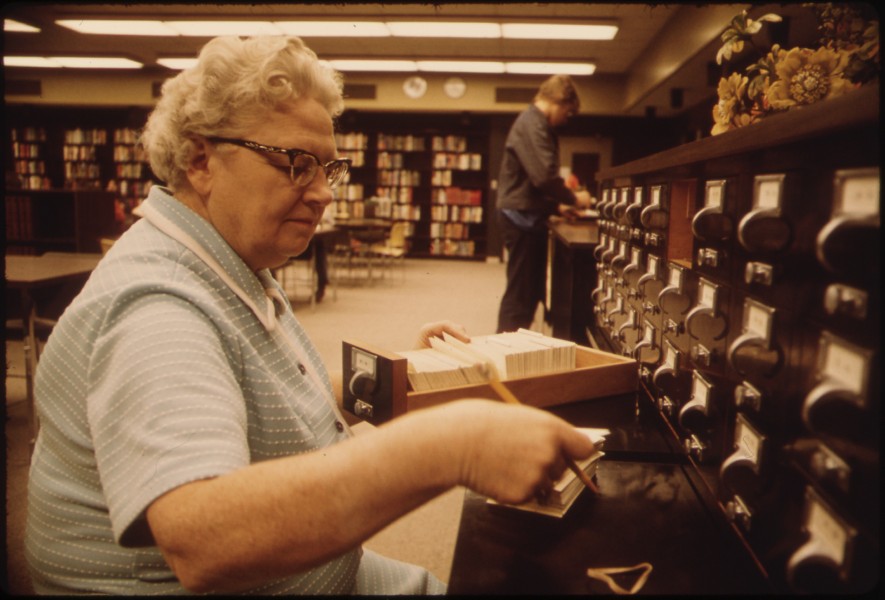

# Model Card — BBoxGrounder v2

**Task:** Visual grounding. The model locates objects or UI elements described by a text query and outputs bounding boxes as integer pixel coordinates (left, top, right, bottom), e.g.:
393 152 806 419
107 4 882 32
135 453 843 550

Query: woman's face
197 97 337 271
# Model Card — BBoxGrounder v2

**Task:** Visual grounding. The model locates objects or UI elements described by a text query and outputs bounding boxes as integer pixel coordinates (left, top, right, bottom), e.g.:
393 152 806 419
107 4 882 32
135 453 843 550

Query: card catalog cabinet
593 85 879 594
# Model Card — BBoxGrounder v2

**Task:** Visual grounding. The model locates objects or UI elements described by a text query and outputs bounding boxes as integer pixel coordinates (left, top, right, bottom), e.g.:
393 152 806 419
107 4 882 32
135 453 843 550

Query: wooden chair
369 221 408 282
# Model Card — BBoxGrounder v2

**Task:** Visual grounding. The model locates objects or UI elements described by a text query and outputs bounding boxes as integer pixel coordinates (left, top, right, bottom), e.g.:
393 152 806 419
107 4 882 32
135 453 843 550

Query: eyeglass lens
290 153 349 189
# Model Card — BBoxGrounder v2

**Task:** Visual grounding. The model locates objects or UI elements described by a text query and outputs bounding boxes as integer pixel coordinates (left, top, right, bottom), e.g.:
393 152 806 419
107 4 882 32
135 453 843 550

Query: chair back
389 222 407 248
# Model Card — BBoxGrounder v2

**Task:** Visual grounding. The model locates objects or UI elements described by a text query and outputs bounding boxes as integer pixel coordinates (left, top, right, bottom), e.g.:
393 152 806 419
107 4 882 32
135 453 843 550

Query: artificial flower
711 73 753 135
765 46 855 110
710 4 877 136
716 10 783 65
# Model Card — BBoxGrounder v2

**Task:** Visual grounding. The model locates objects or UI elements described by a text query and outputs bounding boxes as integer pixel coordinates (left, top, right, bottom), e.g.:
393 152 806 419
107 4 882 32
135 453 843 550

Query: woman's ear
185 137 214 196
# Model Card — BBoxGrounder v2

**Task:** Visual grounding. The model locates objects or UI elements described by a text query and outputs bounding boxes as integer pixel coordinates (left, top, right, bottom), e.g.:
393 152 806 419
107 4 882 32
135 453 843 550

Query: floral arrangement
711 3 879 135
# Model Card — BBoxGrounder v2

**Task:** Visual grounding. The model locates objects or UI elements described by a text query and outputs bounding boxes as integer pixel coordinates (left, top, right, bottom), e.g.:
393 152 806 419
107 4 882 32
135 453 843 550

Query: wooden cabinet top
598 84 879 182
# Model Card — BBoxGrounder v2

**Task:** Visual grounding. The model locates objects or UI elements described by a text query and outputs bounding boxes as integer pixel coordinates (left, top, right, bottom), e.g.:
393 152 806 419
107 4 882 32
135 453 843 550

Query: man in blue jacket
496 74 593 333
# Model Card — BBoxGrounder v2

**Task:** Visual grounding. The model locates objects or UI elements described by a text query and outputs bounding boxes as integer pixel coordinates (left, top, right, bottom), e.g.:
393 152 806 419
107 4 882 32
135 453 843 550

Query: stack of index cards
398 329 577 391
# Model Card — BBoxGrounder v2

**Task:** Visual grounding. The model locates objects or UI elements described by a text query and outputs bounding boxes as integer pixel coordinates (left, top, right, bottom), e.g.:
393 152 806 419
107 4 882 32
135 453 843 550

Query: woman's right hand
420 399 596 505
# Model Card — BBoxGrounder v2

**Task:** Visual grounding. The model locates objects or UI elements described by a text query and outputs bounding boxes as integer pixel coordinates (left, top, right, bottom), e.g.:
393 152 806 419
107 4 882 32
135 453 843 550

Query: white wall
6 70 626 116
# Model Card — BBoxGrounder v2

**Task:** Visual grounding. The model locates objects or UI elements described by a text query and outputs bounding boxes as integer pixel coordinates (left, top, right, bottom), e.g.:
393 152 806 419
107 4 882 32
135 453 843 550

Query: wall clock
403 76 428 99
443 77 467 99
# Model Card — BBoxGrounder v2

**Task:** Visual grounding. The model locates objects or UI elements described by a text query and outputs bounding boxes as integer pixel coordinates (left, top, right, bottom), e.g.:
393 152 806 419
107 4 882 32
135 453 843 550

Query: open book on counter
487 427 609 518
397 329 577 392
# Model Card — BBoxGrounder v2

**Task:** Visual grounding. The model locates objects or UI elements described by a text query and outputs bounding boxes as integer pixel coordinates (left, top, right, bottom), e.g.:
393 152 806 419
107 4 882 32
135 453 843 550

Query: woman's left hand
415 320 469 348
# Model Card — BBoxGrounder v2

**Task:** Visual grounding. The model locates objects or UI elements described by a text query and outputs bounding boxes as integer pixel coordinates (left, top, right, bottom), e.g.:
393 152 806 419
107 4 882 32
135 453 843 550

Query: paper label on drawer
668 266 682 287
634 187 643 205
699 280 717 308
735 420 761 464
648 255 659 274
692 372 710 405
746 302 773 340
756 178 782 209
822 339 866 395
664 343 677 368
807 498 848 565
650 186 661 205
643 324 655 343
631 247 642 264
602 188 611 203
840 175 879 216
705 182 723 208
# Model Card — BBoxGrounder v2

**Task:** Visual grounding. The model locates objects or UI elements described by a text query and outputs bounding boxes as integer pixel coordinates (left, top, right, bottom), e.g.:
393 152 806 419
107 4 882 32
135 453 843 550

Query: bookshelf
110 128 154 220
62 127 108 189
428 134 485 258
5 106 491 260
333 131 370 219
333 119 490 260
9 127 52 190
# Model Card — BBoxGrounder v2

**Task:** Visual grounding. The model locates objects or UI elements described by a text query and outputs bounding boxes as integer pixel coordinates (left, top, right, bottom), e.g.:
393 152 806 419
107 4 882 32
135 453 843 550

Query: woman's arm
147 399 595 593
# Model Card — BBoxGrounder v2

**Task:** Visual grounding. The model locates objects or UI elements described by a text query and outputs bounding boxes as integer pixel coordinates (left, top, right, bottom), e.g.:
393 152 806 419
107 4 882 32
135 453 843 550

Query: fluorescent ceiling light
276 21 390 37
56 19 179 36
327 59 417 72
166 21 282 36
5 19 40 32
417 61 505 74
159 57 597 75
52 18 619 41
387 21 500 38
502 23 618 40
506 62 596 75
4 56 58 68
4 56 143 68
52 57 143 69
157 58 199 70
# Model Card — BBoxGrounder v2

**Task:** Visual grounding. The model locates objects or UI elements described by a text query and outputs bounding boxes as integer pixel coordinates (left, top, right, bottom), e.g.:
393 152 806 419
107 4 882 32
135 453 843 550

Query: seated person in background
25 35 595 595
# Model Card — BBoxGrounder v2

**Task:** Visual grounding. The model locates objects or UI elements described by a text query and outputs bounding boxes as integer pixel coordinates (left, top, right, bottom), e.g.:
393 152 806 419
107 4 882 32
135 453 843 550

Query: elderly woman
25 36 595 595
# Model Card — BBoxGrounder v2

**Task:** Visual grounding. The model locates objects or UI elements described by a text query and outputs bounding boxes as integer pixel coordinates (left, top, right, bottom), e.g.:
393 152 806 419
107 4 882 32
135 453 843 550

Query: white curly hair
140 35 344 188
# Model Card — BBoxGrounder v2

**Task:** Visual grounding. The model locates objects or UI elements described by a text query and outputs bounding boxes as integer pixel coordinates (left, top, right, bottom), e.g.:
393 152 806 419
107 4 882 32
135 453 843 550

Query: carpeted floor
5 255 543 594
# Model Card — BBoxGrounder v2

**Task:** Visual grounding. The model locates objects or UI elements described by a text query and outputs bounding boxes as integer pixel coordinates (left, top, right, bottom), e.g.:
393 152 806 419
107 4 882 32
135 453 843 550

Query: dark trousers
496 211 548 333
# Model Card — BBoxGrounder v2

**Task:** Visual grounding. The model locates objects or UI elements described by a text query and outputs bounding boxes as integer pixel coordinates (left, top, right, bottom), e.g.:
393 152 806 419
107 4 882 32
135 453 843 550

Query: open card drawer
342 339 638 425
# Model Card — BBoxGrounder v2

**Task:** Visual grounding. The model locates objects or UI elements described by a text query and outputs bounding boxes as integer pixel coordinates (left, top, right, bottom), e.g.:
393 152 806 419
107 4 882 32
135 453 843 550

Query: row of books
377 134 426 152
335 132 370 150
429 222 471 240
64 128 108 145
339 149 366 167
11 127 47 142
377 151 406 169
430 135 469 152
429 238 476 257
431 152 482 170
63 145 98 161
13 159 46 175
430 204 483 223
11 142 42 158
431 187 483 206
397 329 577 391
377 169 421 187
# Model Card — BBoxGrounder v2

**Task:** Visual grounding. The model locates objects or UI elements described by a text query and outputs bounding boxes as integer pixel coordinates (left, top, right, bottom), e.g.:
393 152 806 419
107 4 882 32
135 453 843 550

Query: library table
5 252 102 443
447 392 773 595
